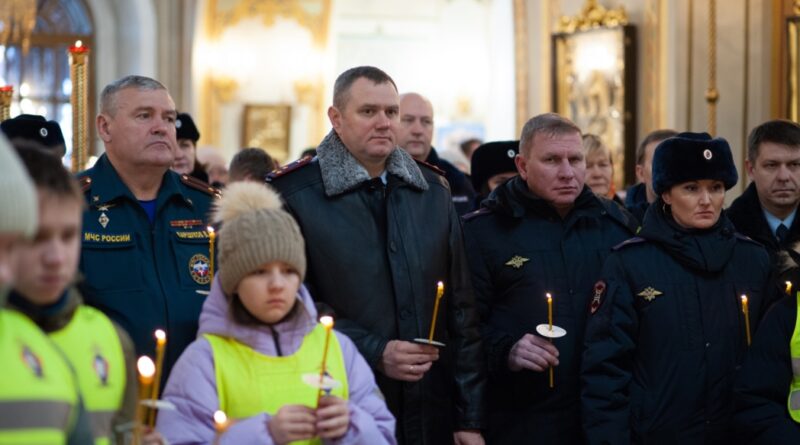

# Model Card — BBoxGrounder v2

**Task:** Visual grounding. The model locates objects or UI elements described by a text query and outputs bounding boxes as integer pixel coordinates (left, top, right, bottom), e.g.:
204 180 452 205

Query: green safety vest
0 308 79 445
788 291 800 421
206 323 349 445
50 305 126 445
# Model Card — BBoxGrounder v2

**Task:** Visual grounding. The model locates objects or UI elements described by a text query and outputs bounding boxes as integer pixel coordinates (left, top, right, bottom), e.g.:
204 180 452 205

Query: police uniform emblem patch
189 254 211 285
638 286 663 302
21 345 43 378
93 352 110 385
505 255 529 269
590 280 606 314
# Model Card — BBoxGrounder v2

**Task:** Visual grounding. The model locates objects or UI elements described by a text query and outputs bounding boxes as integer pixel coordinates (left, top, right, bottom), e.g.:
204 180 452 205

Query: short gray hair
100 75 167 116
519 113 581 156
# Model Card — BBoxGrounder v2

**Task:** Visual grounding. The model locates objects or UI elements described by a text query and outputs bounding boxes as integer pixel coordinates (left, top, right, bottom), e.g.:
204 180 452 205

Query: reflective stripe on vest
0 309 78 445
50 305 126 445
789 291 800 421
206 323 349 445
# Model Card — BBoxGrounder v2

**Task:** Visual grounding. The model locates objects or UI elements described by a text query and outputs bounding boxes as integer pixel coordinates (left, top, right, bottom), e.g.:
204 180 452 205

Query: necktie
777 223 789 243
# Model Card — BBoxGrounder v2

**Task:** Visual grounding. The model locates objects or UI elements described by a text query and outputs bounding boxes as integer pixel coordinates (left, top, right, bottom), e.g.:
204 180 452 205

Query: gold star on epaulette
637 287 663 302
505 255 530 269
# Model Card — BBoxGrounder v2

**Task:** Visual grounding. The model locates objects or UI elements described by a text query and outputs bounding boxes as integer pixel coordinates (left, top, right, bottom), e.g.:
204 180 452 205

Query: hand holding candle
741 294 751 346
207 226 216 283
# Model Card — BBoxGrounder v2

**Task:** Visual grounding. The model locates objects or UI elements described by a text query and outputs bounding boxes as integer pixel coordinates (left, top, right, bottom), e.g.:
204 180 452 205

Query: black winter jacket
462 177 637 444
268 131 486 445
582 202 771 445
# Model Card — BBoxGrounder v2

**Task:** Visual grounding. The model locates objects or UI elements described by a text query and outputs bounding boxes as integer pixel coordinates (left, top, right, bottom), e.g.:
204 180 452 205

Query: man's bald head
397 93 435 161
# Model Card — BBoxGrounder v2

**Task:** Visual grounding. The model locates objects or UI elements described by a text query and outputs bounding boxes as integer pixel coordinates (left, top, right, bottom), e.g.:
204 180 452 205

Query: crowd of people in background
2 64 800 445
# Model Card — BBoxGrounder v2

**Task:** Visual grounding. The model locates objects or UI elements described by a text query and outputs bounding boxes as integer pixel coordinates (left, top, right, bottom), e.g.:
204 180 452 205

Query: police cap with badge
470 140 519 192
651 131 738 195
1 114 66 157
175 112 200 143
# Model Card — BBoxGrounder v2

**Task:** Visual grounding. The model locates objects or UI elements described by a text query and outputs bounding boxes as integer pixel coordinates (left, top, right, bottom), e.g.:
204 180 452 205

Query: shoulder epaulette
612 236 646 251
462 207 492 222
414 159 445 176
78 175 92 193
266 156 314 182
180 174 221 198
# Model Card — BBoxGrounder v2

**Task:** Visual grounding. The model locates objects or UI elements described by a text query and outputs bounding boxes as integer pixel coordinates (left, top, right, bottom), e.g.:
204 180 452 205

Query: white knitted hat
0 135 37 237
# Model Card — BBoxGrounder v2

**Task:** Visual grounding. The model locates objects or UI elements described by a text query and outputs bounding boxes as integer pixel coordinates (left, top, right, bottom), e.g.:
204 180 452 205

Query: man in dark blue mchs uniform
77 75 218 387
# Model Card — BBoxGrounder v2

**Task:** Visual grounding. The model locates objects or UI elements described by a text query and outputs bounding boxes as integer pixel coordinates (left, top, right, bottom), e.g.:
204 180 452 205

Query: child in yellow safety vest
157 182 396 444
7 144 165 445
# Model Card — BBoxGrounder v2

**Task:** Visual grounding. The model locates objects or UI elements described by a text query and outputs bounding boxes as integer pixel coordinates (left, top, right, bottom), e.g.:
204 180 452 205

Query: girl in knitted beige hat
157 182 396 444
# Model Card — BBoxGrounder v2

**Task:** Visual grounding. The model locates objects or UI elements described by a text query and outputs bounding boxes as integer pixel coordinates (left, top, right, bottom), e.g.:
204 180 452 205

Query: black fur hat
652 132 738 196
175 112 200 142
470 140 519 191
1 114 65 153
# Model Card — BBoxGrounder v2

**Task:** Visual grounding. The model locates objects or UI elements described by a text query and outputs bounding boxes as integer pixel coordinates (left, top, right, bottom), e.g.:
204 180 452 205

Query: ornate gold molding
293 78 326 145
200 76 239 147
555 0 628 34
205 0 331 46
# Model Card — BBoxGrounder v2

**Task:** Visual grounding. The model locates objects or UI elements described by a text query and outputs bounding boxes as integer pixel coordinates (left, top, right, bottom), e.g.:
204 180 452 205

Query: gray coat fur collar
316 130 429 196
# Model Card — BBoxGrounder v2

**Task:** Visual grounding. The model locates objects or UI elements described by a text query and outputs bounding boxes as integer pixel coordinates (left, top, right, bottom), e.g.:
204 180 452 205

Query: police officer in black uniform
77 75 218 384
462 113 637 444
582 132 771 444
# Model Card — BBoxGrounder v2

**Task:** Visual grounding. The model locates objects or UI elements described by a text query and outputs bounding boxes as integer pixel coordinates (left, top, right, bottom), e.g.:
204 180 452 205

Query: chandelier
0 0 37 54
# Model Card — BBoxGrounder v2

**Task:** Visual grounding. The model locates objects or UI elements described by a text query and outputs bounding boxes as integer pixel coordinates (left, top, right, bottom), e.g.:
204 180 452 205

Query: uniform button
389 241 397 252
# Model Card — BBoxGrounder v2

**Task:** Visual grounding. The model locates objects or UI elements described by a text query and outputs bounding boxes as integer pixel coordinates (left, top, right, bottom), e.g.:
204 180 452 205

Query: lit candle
207 226 216 283
741 295 751 346
212 410 229 445
427 281 445 342
68 40 90 173
787 281 793 296
317 316 335 405
147 329 167 427
134 356 156 443
0 85 12 121
546 292 554 388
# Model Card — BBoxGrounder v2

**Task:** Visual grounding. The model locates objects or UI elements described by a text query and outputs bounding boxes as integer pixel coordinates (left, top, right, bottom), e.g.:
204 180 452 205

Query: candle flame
207 225 215 235
137 356 155 378
787 281 793 292
213 410 227 426
741 294 748 304
155 329 166 345
75 40 82 48
320 315 334 328
546 292 552 302
437 281 444 291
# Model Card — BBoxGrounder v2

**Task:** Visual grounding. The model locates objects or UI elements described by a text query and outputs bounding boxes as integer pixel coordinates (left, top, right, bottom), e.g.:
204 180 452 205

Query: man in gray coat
268 66 486 445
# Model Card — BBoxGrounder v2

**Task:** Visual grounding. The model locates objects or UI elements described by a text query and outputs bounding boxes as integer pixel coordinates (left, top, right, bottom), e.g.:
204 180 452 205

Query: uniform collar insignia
505 255 530 269
638 286 663 301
